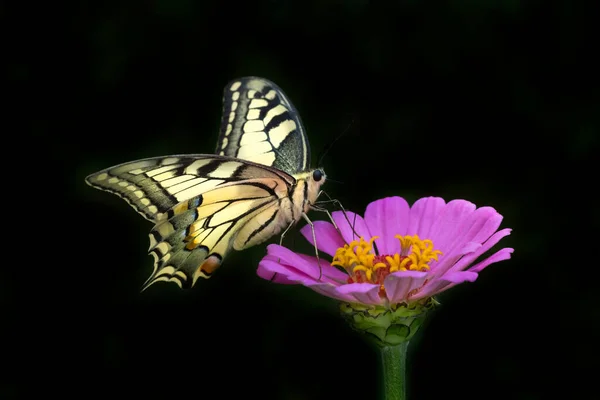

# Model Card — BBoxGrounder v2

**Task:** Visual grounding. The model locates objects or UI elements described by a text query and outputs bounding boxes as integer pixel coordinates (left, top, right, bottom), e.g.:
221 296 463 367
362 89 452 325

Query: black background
4 1 598 399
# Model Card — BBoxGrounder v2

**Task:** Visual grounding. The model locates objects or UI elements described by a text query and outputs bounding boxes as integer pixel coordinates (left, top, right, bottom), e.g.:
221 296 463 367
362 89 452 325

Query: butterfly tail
141 204 226 291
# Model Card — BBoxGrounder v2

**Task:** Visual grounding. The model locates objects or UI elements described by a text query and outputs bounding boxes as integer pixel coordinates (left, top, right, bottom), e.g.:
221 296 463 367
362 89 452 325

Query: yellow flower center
331 235 443 298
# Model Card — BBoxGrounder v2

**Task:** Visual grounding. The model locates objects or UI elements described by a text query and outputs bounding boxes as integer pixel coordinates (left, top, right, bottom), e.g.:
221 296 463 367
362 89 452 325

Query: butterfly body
86 77 326 290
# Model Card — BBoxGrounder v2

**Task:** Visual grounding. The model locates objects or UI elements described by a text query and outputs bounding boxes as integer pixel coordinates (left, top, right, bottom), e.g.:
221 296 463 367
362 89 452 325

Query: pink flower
258 196 513 306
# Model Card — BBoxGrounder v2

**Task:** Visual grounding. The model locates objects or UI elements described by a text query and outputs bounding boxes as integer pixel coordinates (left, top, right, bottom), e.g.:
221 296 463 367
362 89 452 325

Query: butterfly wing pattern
216 77 309 173
85 77 327 290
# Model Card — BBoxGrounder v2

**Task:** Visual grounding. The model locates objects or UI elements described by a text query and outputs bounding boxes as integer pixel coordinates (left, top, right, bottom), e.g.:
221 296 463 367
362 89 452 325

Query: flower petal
332 210 372 244
258 253 355 302
442 206 503 260
384 271 428 303
257 258 307 285
460 242 482 254
427 199 477 253
408 270 478 298
364 196 410 254
308 284 357 303
469 247 514 273
447 228 512 274
428 204 504 276
297 253 349 283
258 244 341 285
418 231 513 298
406 197 446 238
336 283 383 305
300 221 345 257
441 271 479 283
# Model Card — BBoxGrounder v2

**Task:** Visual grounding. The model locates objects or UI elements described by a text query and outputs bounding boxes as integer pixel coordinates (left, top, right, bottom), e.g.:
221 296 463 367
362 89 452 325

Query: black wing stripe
243 208 279 247
215 77 309 174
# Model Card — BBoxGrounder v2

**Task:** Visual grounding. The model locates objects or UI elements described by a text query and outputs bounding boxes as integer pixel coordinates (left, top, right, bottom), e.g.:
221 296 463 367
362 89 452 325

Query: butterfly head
300 168 326 208
311 168 325 184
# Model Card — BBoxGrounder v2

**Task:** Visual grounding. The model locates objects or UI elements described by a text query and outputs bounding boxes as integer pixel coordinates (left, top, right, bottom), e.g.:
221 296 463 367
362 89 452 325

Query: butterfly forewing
216 77 310 175
86 154 301 289
85 154 294 217
84 156 189 222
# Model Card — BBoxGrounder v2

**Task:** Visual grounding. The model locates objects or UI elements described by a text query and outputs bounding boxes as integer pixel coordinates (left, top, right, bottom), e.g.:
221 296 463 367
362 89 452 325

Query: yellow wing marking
216 77 309 174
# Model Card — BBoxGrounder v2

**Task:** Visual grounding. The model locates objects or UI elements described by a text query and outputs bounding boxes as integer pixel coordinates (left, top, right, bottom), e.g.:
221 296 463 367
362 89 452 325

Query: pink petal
336 283 383 305
300 221 345 258
448 228 512 274
418 239 513 298
257 258 307 285
304 281 356 303
406 197 446 238
259 244 341 285
258 255 354 302
439 206 503 260
463 207 503 244
384 271 428 303
461 242 482 254
427 199 477 253
414 270 480 301
297 253 350 283
364 196 410 255
423 247 514 296
428 205 504 277
469 247 514 273
332 210 372 244
442 271 479 283
256 268 296 284
258 275 359 303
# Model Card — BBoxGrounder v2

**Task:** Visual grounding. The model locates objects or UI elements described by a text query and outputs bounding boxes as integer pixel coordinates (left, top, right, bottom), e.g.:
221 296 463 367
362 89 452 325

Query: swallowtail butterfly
86 77 328 290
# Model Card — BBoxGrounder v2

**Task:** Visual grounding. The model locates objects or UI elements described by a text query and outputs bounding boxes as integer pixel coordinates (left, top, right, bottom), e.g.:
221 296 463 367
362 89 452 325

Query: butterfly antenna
325 177 344 185
317 116 357 168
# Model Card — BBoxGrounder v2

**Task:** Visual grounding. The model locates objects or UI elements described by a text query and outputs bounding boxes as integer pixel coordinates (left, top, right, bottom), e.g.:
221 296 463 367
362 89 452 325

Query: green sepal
340 298 438 347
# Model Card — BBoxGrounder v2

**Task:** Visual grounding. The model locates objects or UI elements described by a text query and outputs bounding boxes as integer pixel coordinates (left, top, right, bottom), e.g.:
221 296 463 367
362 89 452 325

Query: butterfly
85 76 331 290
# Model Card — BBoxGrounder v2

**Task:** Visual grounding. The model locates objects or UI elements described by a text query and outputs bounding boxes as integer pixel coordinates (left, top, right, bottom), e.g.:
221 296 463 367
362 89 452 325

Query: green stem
380 341 408 400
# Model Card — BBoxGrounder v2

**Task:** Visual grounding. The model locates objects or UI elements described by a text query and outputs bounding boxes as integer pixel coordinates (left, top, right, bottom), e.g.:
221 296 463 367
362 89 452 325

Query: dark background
4 1 598 399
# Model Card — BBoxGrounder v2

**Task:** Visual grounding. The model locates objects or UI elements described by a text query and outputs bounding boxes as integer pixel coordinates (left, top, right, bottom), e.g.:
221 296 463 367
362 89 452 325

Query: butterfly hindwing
143 181 287 289
216 77 310 175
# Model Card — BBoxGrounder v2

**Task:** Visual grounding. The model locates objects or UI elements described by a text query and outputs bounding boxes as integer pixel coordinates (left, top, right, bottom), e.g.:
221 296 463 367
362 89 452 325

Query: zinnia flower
258 196 514 399
258 196 513 345
259 196 512 305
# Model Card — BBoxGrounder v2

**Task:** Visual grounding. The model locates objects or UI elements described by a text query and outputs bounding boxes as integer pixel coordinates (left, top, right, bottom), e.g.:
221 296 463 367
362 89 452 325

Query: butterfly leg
313 191 362 240
312 190 343 230
310 204 339 231
302 212 324 280
279 219 296 246
270 220 297 282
